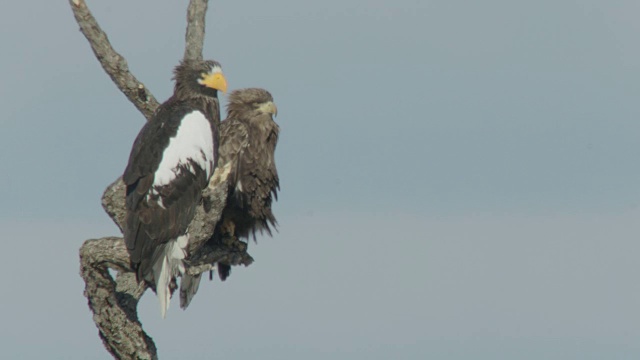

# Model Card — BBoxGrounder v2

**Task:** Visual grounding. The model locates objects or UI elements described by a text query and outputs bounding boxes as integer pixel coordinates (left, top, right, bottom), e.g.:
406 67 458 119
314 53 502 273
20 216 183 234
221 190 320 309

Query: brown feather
218 88 280 241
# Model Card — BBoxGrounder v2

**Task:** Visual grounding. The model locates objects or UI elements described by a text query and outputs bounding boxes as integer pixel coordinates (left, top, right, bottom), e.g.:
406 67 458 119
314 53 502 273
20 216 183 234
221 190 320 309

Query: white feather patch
154 234 190 318
153 111 215 188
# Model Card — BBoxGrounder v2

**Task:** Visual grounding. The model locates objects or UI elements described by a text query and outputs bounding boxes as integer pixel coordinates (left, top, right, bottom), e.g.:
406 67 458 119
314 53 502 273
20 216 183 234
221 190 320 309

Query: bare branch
69 0 160 121
79 237 157 360
101 177 126 233
184 0 209 61
186 162 231 253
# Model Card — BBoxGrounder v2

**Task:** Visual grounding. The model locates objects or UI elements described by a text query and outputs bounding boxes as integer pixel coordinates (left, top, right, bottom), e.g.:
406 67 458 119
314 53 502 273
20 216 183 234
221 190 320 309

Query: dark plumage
214 88 280 277
123 59 227 317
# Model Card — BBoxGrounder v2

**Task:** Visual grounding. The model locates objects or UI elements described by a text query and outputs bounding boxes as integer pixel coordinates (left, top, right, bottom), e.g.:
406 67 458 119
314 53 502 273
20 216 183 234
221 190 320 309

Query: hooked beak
199 72 228 93
260 101 277 117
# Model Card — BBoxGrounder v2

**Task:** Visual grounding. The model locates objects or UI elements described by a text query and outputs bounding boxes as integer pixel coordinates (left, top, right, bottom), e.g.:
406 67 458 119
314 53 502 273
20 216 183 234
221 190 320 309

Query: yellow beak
200 72 228 93
269 102 278 117
260 101 278 117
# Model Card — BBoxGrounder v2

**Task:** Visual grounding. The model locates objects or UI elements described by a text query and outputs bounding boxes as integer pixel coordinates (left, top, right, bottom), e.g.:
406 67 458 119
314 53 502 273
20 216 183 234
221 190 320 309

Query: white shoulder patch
154 111 215 187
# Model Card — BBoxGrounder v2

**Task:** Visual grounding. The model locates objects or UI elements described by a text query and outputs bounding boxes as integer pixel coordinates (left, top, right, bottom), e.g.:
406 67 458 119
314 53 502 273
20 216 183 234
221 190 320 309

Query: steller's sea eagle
123 59 227 318
180 88 280 309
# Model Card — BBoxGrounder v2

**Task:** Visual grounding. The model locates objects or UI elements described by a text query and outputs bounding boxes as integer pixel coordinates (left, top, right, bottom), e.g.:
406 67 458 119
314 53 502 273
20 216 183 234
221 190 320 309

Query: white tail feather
152 235 189 318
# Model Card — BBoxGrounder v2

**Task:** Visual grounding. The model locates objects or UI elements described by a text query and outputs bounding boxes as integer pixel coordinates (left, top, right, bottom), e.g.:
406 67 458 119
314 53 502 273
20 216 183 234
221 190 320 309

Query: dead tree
70 1 252 358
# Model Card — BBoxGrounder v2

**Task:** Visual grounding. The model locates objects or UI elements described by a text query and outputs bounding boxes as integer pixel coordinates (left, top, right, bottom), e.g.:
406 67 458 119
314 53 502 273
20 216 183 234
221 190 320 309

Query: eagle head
226 88 277 119
173 59 227 100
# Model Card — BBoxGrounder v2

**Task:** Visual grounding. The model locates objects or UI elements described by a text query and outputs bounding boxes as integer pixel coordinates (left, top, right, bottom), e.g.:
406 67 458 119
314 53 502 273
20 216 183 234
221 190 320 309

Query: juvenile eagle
219 88 280 239
123 59 227 318
180 88 280 308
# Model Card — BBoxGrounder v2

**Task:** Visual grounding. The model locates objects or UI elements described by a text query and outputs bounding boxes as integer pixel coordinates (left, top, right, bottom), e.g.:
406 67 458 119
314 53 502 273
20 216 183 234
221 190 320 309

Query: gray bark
69 0 159 121
70 1 251 359
184 0 208 62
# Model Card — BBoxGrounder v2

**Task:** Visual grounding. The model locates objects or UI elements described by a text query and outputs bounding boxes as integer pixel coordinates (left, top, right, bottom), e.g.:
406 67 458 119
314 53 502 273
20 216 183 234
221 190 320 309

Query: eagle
122 59 227 318
180 88 280 309
218 88 280 241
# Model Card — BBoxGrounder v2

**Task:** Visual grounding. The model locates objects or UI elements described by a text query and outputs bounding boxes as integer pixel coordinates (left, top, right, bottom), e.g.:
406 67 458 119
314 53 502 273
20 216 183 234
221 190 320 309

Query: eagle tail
180 261 230 308
217 263 231 281
179 273 202 309
152 235 188 318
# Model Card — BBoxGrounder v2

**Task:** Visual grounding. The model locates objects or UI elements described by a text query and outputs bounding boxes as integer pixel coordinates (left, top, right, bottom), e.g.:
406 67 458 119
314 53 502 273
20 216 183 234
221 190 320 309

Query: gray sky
1 0 639 359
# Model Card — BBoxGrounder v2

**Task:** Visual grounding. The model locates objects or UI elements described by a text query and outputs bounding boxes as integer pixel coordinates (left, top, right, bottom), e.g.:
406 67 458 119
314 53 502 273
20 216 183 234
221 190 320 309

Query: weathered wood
184 0 209 61
79 237 156 360
69 0 159 121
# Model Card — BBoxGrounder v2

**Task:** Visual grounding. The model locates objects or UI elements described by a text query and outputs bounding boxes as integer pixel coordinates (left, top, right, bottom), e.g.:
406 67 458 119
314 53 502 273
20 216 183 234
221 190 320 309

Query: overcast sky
1 0 639 359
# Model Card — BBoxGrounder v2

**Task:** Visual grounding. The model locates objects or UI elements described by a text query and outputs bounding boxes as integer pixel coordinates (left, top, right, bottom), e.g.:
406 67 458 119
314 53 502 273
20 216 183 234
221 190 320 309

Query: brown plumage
176 88 281 309
209 88 280 281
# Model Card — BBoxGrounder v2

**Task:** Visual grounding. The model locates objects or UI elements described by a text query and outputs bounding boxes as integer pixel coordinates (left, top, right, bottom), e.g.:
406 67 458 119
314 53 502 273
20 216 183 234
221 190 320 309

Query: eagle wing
218 118 250 190
239 115 280 235
219 114 280 238
123 104 216 281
